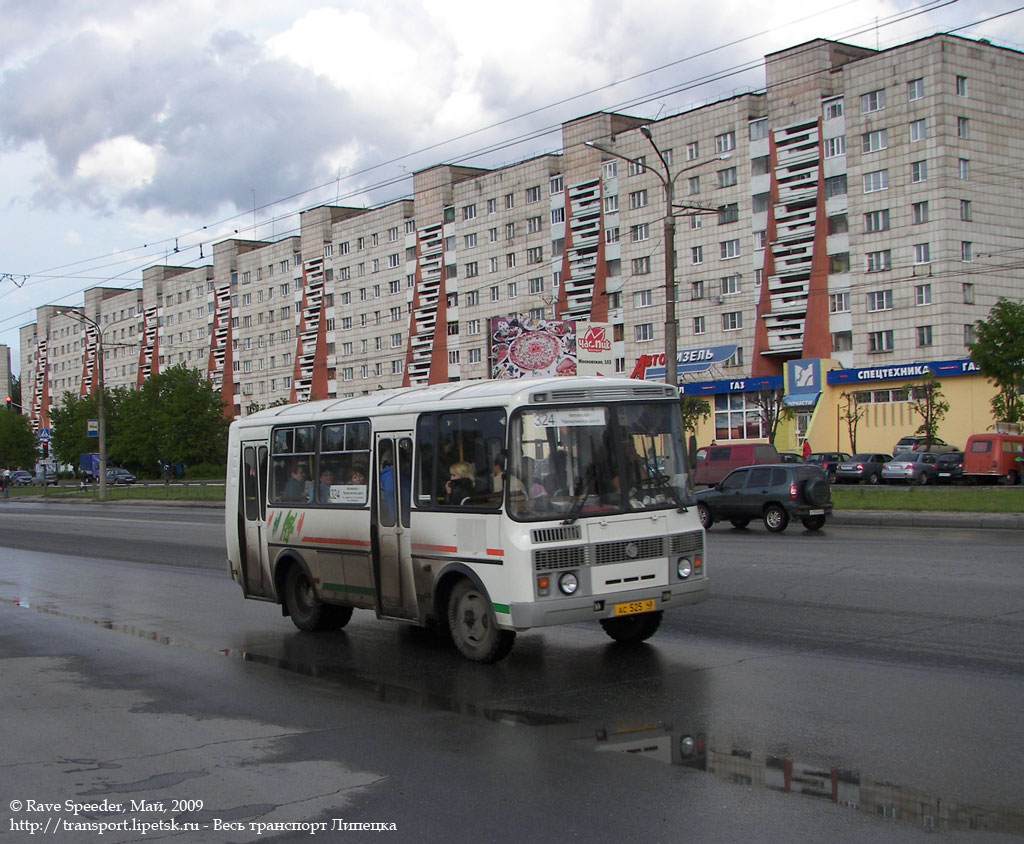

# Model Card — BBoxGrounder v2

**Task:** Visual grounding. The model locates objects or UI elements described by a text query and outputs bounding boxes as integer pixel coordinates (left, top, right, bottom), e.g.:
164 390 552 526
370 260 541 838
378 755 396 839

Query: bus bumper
504 579 707 630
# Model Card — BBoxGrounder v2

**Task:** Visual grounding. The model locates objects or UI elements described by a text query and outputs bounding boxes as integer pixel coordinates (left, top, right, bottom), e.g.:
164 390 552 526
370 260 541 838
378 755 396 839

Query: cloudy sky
1 0 1020 373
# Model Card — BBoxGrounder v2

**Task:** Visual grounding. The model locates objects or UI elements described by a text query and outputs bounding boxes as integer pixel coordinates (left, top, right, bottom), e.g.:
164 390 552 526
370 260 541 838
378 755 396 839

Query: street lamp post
585 133 729 389
60 311 108 501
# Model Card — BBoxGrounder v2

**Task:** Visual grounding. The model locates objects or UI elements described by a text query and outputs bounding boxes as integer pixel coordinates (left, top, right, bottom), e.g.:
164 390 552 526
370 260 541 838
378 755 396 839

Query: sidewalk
830 509 1024 530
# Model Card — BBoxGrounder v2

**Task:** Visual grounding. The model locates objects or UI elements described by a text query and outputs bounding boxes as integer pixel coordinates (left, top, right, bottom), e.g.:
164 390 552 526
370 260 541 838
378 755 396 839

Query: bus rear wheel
448 579 515 663
600 610 663 644
285 564 336 632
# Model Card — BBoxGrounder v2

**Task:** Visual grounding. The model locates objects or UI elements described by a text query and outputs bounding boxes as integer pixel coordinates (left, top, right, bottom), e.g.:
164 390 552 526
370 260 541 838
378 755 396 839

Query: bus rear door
373 433 416 619
239 442 273 598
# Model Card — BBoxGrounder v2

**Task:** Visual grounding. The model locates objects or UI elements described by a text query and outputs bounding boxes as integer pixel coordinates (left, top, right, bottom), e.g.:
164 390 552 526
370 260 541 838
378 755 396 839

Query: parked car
777 452 805 464
9 470 33 486
834 453 891 485
696 464 833 533
882 451 940 485
934 452 964 484
804 451 852 483
892 435 958 455
105 468 137 485
692 443 780 486
30 470 59 486
962 432 1024 485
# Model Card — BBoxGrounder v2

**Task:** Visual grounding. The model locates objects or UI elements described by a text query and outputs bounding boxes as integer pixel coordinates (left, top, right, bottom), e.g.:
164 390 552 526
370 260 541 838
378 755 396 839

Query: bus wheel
285 564 330 632
322 605 354 630
448 579 515 663
600 610 663 644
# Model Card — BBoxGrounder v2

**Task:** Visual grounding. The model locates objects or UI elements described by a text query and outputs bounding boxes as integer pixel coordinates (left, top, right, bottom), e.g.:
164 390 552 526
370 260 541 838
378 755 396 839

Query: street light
585 132 730 388
59 310 108 501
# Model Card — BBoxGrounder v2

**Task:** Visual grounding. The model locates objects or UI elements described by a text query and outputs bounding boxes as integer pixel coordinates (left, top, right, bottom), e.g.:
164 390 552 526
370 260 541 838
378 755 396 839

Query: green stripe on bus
493 603 510 615
323 582 376 596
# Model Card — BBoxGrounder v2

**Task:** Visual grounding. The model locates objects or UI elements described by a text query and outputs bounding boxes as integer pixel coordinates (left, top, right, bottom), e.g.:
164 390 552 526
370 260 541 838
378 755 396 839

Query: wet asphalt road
0 500 1022 842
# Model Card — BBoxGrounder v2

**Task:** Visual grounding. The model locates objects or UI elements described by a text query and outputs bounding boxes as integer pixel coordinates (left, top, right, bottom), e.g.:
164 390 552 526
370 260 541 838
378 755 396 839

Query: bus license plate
614 599 656 617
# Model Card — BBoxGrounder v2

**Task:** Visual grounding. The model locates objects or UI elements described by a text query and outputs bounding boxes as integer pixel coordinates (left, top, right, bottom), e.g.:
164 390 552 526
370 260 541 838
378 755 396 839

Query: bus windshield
508 401 693 520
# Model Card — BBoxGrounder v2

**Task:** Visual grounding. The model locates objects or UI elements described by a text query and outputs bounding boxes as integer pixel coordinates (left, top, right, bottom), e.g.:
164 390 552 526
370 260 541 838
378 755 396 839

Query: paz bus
225 377 707 662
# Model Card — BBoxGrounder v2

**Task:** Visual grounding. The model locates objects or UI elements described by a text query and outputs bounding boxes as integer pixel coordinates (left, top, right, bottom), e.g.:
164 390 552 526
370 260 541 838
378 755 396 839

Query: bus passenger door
239 443 272 598
374 433 415 619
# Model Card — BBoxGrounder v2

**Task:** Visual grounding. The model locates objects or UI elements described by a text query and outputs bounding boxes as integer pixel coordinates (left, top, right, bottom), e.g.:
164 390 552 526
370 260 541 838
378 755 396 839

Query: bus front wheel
447 579 515 663
600 610 663 644
285 564 339 632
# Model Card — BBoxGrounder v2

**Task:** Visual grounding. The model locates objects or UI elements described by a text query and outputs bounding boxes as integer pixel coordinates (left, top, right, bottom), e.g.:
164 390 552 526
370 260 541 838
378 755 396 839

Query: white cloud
74 136 159 193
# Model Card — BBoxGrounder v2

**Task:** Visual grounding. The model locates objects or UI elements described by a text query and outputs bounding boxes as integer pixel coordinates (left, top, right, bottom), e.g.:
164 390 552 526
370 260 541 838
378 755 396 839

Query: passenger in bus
445 461 475 505
348 462 368 485
282 462 308 502
317 468 334 503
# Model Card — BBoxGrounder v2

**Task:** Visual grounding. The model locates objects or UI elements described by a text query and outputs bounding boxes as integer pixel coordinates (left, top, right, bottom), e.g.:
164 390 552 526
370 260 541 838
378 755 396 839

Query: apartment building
19 33 1022 453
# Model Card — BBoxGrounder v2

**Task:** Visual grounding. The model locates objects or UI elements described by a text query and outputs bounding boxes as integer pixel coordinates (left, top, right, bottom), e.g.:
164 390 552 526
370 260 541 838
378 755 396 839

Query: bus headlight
676 557 693 579
558 572 579 595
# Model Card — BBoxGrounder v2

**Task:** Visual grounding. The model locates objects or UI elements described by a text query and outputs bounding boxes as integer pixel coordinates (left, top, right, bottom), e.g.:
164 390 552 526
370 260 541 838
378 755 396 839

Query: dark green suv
696 464 832 533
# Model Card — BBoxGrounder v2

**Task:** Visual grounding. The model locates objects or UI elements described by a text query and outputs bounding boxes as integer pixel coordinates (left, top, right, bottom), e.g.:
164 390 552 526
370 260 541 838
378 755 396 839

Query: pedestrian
1 469 8 500
802 439 812 459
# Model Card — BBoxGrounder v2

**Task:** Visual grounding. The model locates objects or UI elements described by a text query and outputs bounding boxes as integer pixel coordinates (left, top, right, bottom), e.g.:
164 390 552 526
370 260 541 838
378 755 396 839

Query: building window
825 175 847 198
959 158 970 179
911 160 928 183
606 226 620 243
964 324 976 345
635 323 654 342
913 243 931 264
957 117 970 139
720 239 740 260
550 175 564 194
915 283 932 306
507 282 517 298
907 78 925 100
866 250 891 273
604 195 619 213
715 131 736 153
753 230 766 249
725 347 744 368
629 189 648 209
869 330 895 353
717 167 738 188
720 274 741 296
465 261 479 278
687 175 701 196
832 331 853 352
863 170 889 193
525 185 541 204
749 119 768 141
722 311 742 331
751 155 770 177
960 199 972 221
752 193 770 214
956 75 968 96
961 241 973 262
526 246 544 263
865 209 890 232
462 204 476 220
829 292 851 313
506 253 516 268
628 156 646 176
861 89 886 113
693 315 706 335
602 160 617 180
718 203 739 224
917 325 933 347
824 136 846 158
632 256 651 275
690 214 702 230
829 253 850 273
862 129 887 153
910 119 927 142
635 289 653 308
824 99 844 120
686 141 699 161
490 286 500 302
867 290 893 312
692 246 704 265
551 207 565 224
912 201 929 224
691 280 705 300
963 283 975 304
464 233 477 249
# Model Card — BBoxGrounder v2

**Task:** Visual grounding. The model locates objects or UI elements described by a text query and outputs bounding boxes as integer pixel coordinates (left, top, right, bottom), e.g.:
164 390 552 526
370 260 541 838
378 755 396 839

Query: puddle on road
10 597 1023 837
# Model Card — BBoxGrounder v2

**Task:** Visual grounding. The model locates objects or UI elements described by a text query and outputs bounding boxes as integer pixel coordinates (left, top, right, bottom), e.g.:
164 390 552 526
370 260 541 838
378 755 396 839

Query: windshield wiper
561 465 595 525
643 447 691 512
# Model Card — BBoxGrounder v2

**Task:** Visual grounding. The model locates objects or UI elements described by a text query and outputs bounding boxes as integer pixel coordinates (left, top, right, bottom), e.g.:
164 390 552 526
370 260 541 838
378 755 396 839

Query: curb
830 510 1024 530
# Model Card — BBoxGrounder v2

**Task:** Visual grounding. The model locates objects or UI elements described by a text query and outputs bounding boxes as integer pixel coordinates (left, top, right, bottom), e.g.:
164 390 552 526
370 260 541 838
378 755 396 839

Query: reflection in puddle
588 722 1024 836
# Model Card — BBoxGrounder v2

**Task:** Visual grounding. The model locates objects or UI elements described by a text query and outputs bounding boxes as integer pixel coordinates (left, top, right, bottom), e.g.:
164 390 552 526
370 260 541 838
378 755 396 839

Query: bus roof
234 377 677 425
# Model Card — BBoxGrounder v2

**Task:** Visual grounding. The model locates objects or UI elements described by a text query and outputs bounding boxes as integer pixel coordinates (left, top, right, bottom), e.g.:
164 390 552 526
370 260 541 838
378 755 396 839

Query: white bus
225 377 707 662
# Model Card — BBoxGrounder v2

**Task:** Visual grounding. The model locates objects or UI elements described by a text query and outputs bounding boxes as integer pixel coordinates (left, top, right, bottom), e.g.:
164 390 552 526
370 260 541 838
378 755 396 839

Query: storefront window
714 393 766 441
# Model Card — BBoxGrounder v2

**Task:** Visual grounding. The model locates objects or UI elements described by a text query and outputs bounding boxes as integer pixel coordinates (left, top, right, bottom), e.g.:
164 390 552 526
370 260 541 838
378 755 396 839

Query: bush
184 462 226 480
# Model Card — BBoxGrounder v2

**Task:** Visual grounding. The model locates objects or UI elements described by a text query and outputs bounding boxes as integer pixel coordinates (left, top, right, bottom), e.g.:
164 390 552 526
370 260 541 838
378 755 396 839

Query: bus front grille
534 546 588 571
533 533 702 572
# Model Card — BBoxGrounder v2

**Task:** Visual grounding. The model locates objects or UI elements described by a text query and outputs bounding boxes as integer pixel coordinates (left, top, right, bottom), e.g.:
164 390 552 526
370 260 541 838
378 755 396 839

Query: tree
752 388 789 446
969 298 1024 425
679 394 711 470
908 373 949 447
839 391 866 454
0 407 39 469
48 392 100 468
